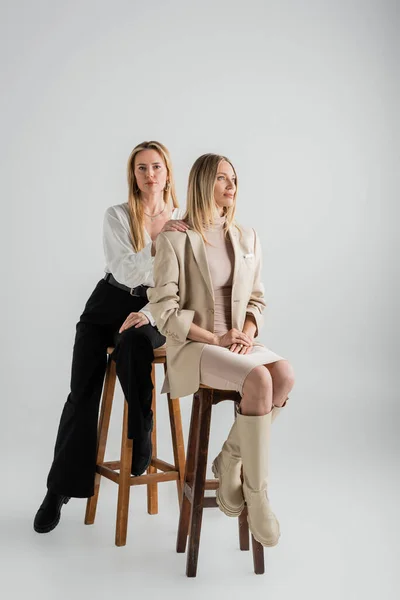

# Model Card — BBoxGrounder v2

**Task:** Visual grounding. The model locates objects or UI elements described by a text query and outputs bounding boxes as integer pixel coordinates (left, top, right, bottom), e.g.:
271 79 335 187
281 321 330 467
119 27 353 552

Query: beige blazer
147 225 266 398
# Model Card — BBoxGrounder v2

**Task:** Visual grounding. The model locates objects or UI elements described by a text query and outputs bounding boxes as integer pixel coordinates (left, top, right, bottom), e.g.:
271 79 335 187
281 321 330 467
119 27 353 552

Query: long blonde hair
185 153 238 241
127 141 178 252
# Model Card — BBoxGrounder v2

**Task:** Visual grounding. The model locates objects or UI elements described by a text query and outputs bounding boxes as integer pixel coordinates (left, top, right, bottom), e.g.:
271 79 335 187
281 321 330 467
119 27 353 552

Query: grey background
1 1 399 598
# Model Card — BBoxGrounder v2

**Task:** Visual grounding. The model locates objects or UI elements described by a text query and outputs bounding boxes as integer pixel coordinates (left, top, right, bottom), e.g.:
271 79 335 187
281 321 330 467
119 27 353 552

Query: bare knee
281 361 295 390
242 366 273 415
270 361 295 389
270 360 295 406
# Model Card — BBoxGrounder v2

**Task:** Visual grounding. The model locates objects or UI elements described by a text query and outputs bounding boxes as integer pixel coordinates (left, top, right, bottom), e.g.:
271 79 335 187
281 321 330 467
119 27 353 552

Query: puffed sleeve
147 233 195 342
103 206 154 288
173 206 187 220
245 229 266 336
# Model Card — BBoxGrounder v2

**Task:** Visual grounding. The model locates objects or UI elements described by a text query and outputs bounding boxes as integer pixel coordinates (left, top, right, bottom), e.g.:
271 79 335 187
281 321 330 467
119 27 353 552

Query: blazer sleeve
147 233 195 343
245 229 266 337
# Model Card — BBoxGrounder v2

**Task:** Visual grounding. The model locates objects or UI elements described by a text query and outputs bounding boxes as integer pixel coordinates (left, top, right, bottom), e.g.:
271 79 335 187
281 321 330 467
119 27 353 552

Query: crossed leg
265 360 295 407
241 360 295 415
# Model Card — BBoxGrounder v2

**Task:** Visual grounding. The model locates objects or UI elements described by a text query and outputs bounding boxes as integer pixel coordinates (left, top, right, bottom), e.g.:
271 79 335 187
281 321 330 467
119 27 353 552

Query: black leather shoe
33 491 71 533
131 420 153 476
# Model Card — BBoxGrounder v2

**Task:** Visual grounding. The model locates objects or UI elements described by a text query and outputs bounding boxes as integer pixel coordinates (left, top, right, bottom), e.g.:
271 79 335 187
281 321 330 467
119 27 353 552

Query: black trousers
46 279 165 498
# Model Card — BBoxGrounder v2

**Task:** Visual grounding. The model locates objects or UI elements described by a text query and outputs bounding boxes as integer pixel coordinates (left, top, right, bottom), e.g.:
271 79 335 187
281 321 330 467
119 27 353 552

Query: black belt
104 273 149 298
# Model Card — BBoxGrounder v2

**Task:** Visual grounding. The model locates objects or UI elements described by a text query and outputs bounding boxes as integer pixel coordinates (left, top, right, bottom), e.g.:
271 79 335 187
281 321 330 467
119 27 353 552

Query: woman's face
214 159 236 212
134 149 168 195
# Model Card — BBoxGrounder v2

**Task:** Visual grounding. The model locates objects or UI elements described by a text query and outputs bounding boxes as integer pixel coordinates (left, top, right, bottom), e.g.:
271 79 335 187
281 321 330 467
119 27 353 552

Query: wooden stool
85 346 185 547
176 386 265 577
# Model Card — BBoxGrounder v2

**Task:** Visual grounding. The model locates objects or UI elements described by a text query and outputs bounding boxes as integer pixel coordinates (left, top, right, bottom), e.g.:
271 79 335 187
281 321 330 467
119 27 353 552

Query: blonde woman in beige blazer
148 153 295 548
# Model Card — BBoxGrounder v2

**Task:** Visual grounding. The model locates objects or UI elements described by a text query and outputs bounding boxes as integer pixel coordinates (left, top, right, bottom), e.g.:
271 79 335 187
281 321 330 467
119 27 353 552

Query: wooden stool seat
85 346 185 546
106 345 167 361
177 386 265 577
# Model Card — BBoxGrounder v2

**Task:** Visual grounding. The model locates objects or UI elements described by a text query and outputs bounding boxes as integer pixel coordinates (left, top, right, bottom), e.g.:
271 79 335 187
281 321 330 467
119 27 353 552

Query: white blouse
103 202 186 325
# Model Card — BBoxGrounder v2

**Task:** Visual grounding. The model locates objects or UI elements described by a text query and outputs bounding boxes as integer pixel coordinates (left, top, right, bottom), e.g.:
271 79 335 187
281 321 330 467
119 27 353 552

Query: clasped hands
120 319 254 355
214 328 254 355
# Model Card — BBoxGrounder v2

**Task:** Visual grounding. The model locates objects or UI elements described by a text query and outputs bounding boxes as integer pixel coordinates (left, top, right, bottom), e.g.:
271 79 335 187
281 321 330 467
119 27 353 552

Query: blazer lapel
228 226 242 295
228 226 243 328
187 230 214 300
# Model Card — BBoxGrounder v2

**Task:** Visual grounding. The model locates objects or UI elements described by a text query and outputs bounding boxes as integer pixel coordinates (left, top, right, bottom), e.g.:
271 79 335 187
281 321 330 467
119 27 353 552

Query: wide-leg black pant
46 279 165 498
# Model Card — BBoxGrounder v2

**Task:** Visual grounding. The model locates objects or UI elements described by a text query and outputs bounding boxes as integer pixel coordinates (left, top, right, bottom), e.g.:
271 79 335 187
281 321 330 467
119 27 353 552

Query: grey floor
1 392 399 600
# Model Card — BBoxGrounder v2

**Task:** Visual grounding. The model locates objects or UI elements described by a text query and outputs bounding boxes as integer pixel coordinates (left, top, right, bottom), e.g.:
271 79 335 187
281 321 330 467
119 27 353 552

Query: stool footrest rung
97 465 119 483
129 471 179 486
102 457 177 473
205 479 219 490
151 458 177 472
184 481 219 508
97 464 179 486
203 497 218 508
103 460 120 470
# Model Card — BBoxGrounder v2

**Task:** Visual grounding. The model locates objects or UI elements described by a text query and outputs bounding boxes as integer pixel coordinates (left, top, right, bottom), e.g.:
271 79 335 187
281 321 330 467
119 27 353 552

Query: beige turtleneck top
204 216 235 336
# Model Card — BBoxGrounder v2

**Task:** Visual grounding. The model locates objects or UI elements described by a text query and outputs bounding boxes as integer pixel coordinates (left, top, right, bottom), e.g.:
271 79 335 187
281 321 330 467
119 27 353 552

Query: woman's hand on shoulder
152 220 190 255
160 220 189 234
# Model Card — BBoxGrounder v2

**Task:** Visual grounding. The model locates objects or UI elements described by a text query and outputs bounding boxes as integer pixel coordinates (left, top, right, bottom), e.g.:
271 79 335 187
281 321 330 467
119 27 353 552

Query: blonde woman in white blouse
149 153 295 547
34 141 188 534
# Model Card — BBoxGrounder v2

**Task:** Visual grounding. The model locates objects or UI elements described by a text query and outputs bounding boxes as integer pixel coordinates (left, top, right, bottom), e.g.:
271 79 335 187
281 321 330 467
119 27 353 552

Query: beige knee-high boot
236 411 280 547
211 398 288 518
212 420 245 517
271 398 289 423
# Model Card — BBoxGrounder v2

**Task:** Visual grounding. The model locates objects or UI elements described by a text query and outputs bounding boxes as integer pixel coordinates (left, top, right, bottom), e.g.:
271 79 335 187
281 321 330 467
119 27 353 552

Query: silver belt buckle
130 285 141 297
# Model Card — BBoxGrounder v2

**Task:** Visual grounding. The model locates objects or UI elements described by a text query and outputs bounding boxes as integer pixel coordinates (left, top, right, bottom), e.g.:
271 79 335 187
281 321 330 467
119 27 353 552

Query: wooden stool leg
251 535 265 575
115 399 133 547
176 392 200 554
85 357 117 525
165 363 185 501
238 507 250 551
147 363 158 515
168 395 186 500
186 388 213 578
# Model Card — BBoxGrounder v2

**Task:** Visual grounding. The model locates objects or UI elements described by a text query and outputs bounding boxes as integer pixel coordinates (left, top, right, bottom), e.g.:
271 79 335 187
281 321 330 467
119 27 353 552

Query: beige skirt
199 343 285 396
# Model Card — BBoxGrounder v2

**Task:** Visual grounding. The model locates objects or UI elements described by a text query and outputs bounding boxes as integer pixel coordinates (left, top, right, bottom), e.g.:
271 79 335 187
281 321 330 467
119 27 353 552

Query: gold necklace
144 204 166 221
